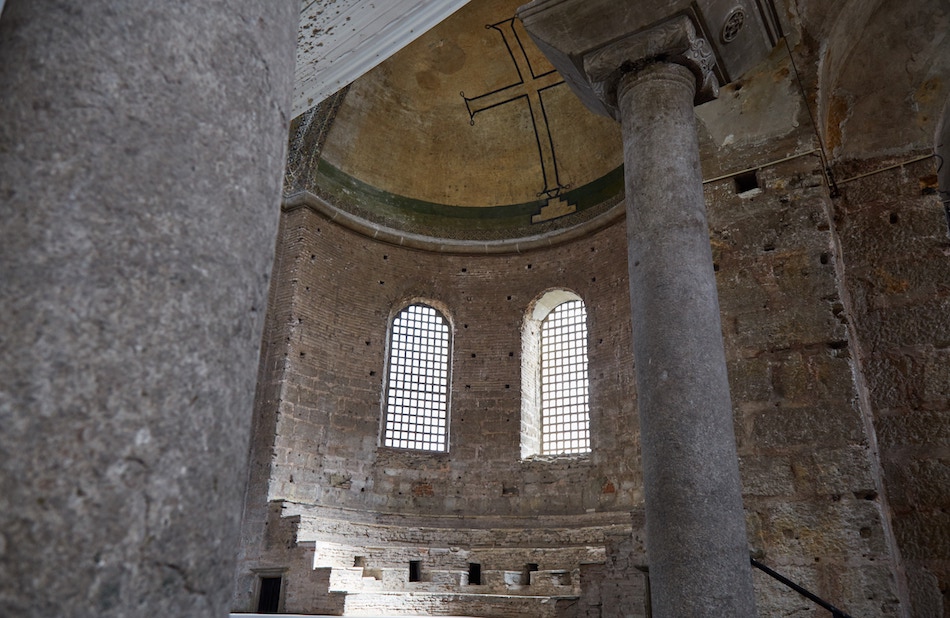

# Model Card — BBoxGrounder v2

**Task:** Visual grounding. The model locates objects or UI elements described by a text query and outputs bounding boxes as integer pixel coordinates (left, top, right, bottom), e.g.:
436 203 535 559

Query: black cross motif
461 17 571 205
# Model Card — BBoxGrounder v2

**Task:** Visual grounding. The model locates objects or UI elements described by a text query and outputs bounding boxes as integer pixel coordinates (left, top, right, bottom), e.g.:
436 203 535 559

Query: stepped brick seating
236 502 649 616
339 591 578 617
283 541 593 615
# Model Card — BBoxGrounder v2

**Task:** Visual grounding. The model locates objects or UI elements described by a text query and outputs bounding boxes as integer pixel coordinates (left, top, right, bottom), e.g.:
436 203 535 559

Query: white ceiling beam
294 0 471 116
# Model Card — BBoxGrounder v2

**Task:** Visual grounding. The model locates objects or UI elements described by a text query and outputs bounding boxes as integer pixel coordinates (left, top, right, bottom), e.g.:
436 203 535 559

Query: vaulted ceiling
291 0 949 246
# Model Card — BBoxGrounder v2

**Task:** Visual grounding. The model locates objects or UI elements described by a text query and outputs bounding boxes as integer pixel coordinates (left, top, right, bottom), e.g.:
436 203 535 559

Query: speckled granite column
0 1 296 617
618 61 756 617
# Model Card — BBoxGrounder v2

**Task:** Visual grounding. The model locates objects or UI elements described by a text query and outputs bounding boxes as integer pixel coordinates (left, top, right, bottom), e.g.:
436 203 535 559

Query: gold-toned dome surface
311 0 625 244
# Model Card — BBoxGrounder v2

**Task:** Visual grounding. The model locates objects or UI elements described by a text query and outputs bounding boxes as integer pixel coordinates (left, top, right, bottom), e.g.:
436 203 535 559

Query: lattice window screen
383 304 450 451
540 300 590 454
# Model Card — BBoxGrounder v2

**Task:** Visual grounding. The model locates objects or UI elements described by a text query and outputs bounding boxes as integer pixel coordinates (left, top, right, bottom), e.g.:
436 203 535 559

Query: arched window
522 290 591 457
540 299 591 453
382 303 451 451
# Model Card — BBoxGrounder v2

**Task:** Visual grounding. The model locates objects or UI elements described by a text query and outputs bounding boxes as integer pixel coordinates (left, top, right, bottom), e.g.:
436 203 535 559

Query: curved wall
233 12 950 611
265 204 640 518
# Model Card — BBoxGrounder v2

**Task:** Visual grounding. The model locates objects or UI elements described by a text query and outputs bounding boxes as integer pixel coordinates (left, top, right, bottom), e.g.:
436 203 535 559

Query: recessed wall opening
256 576 282 614
522 563 539 585
521 289 591 458
734 170 759 194
353 556 365 567
382 303 451 451
540 299 591 454
409 560 422 582
468 562 482 585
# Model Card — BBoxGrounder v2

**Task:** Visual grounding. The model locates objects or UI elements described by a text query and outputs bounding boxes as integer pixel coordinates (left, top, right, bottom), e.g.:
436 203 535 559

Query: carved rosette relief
583 15 719 119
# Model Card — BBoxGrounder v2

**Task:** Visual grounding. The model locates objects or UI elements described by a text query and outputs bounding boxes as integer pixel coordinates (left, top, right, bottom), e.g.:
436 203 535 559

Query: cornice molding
281 190 625 255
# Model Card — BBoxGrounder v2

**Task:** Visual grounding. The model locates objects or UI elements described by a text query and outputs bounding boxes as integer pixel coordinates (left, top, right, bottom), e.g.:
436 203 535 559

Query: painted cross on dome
461 17 574 222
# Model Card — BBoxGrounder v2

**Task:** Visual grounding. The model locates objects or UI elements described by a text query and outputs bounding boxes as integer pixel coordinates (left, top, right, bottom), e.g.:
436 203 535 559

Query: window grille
383 304 450 451
540 300 590 454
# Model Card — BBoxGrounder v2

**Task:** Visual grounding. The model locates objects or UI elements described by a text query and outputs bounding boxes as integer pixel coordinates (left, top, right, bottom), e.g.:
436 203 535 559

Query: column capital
519 0 781 121
584 15 719 120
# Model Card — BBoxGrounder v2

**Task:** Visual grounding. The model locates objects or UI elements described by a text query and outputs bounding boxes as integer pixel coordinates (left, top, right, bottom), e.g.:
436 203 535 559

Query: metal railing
751 557 855 618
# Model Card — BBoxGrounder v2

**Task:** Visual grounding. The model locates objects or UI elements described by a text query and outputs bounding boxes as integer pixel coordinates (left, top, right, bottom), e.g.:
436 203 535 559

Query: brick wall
265 205 639 517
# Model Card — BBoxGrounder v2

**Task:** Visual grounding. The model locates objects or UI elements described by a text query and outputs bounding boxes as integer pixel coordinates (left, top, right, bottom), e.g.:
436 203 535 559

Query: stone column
621 64 756 616
518 8 757 615
590 19 755 617
0 2 296 617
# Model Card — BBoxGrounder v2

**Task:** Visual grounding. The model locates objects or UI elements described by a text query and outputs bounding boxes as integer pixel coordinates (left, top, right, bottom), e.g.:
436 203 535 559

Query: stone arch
520 288 590 458
380 300 453 452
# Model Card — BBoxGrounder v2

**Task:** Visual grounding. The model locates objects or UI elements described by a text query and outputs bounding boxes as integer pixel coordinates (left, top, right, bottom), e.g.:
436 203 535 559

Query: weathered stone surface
749 403 866 449
835 156 950 616
751 499 893 559
820 0 950 161
877 409 950 449
906 565 945 618
0 1 296 616
893 511 950 560
618 62 755 616
752 564 819 618
739 454 797 497
810 447 879 497
883 458 950 511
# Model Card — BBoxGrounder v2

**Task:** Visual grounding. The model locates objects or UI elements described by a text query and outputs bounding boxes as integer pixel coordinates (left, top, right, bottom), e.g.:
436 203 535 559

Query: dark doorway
522 563 538 585
257 576 282 613
468 562 482 585
409 560 422 582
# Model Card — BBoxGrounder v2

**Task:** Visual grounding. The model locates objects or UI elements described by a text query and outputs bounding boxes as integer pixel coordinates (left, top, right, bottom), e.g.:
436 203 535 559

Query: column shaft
0 1 297 616
619 62 757 616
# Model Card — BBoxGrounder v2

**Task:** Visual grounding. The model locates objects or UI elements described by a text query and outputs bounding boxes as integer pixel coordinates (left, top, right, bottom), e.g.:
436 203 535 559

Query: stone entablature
517 0 781 117
583 15 719 117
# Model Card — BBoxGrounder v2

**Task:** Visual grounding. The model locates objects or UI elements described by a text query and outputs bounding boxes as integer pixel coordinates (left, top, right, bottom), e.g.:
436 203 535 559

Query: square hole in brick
734 170 760 195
